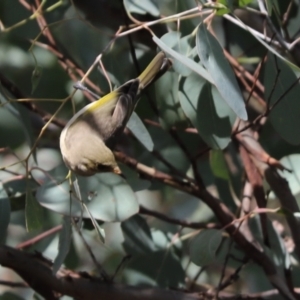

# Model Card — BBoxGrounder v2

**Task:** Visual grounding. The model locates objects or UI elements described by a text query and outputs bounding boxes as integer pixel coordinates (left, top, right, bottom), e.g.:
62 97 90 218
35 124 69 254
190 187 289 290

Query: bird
60 51 172 176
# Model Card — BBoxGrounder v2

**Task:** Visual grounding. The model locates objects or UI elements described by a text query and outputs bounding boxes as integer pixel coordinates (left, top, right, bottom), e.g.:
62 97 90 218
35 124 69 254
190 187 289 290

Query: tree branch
0 245 199 300
115 151 297 300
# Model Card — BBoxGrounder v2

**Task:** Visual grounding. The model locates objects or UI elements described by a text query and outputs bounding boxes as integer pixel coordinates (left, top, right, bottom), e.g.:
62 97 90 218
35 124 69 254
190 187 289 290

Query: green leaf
264 53 300 145
36 172 139 222
155 71 186 129
216 0 232 12
126 249 185 288
238 0 252 7
127 112 154 151
277 154 300 196
266 219 291 270
26 187 44 231
122 219 185 287
189 229 223 266
265 0 274 15
153 35 214 84
196 23 248 120
237 56 261 64
64 238 80 269
217 0 252 9
31 65 43 94
3 177 38 211
0 93 35 153
0 292 25 300
210 149 229 180
53 216 72 274
119 164 151 192
122 215 157 255
124 0 159 16
160 32 194 77
227 15 300 71
0 185 10 244
215 7 231 16
179 74 235 149
73 177 105 243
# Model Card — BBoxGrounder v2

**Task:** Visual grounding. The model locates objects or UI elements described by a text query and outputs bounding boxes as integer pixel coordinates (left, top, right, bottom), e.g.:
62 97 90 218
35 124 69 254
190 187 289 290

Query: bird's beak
113 166 122 175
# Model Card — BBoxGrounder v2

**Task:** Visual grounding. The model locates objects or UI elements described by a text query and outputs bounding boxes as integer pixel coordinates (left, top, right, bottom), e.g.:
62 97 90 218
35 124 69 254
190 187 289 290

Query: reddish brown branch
235 124 300 296
239 143 269 244
140 205 220 229
16 225 62 249
115 151 296 299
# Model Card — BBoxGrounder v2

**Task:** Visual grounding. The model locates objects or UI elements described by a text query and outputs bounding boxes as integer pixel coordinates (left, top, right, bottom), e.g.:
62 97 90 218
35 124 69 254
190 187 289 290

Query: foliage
0 0 300 299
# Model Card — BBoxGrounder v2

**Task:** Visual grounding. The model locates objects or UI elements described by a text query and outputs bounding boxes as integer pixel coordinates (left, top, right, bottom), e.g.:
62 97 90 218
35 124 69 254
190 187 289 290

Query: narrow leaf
264 53 300 145
122 215 157 255
53 216 72 274
153 35 214 84
36 172 139 222
179 74 235 149
155 71 186 129
160 32 194 77
0 185 10 244
189 229 223 266
210 149 229 180
26 187 43 231
127 112 154 151
196 23 247 120
124 0 159 16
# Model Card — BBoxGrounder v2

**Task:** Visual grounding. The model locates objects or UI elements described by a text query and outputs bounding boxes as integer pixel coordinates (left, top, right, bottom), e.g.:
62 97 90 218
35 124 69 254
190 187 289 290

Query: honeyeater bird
60 51 172 176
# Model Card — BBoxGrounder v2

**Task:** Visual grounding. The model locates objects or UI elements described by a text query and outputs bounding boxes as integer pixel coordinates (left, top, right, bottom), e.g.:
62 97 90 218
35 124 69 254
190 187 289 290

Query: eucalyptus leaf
127 112 154 151
31 65 43 94
210 149 229 180
153 35 213 84
36 172 139 222
179 74 235 149
124 0 159 16
196 23 247 120
265 0 275 15
26 187 44 232
0 92 35 153
225 15 300 71
189 229 223 266
126 249 185 288
155 71 186 129
3 177 38 209
277 154 300 196
267 219 291 270
122 215 157 255
53 216 72 274
264 53 300 145
122 218 185 287
160 32 194 77
0 292 26 300
119 164 151 192
0 185 10 244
